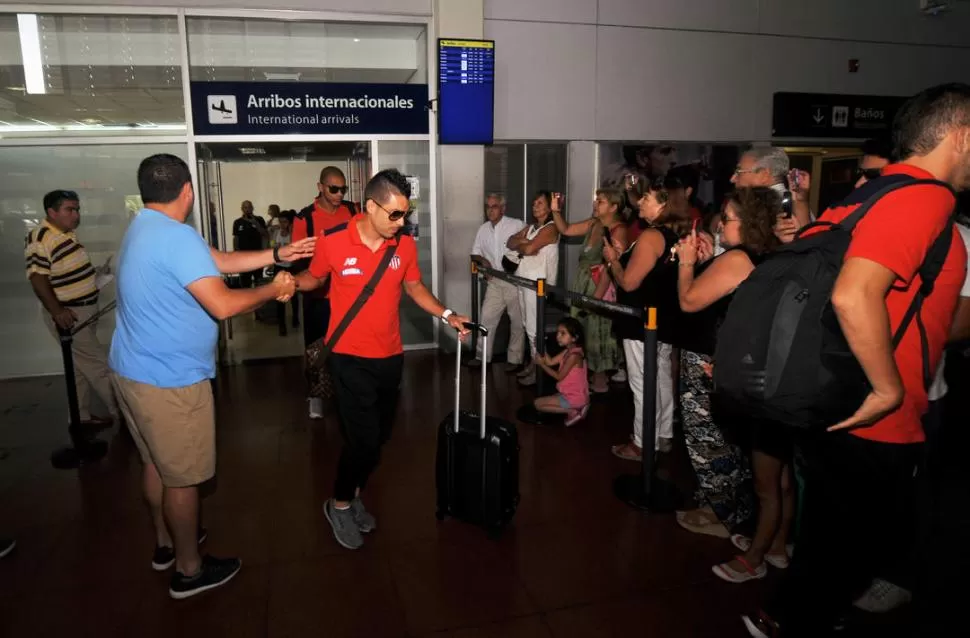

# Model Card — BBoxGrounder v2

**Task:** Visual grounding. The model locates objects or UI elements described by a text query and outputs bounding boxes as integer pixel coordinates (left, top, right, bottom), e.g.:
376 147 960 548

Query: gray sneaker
350 497 376 533
323 499 363 550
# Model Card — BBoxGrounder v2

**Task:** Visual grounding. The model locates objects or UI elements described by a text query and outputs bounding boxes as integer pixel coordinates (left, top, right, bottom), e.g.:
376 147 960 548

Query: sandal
675 508 730 538
712 555 767 583
741 611 781 638
564 404 589 427
610 441 642 462
729 534 791 569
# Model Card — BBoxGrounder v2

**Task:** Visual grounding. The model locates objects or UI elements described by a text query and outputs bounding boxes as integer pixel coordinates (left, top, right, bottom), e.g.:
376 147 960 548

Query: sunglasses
856 167 882 181
325 185 348 195
373 200 413 222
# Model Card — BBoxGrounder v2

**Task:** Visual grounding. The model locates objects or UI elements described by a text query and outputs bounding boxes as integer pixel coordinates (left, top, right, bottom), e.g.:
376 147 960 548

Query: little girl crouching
533 317 590 427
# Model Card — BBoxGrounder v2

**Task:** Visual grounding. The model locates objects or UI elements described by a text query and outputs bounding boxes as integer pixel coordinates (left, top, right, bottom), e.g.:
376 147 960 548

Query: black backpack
713 174 956 430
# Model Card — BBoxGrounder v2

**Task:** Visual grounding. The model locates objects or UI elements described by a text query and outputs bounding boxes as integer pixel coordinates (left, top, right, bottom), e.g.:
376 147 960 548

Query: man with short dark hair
25 189 119 427
292 166 356 418
296 168 470 550
110 153 314 599
743 83 970 638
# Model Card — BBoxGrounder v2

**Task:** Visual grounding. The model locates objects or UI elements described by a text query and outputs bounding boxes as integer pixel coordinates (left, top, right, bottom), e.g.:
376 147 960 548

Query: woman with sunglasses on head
292 166 357 419
506 191 561 387
674 188 793 586
603 178 690 461
549 189 628 394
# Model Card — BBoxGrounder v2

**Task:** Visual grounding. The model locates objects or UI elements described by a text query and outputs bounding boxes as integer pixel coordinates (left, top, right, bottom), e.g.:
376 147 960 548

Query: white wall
434 0 485 350
486 0 970 142
218 160 348 248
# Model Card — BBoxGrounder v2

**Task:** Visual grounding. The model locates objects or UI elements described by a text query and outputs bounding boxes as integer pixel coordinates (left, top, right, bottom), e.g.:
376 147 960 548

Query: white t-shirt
927 223 970 401
471 215 525 271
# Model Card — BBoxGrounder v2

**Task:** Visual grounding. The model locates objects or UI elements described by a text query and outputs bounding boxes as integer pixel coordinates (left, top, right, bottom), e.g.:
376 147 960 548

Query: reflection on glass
0 13 185 136
376 140 433 346
186 18 426 85
0 144 188 378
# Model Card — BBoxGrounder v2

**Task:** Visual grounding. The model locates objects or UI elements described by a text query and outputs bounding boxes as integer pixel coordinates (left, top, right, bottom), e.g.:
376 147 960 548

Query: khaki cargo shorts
111 374 216 488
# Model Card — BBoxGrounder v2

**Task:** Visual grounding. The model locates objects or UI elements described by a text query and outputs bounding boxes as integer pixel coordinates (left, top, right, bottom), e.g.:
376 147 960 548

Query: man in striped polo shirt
25 189 118 427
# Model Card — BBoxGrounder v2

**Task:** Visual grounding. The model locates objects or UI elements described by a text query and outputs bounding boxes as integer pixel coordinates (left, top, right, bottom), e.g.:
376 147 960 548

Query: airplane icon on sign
211 100 233 115
206 95 238 124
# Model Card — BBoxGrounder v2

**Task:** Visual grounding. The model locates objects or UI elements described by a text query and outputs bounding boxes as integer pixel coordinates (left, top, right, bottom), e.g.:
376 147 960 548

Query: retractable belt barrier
51 300 117 470
470 262 680 513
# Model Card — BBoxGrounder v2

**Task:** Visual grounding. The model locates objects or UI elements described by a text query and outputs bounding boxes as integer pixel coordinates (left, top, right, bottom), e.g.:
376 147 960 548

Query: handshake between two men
270 236 315 303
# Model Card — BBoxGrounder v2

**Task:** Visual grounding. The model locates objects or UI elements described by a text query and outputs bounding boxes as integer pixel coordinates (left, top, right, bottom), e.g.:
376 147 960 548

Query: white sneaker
611 369 627 383
852 578 912 613
308 398 324 419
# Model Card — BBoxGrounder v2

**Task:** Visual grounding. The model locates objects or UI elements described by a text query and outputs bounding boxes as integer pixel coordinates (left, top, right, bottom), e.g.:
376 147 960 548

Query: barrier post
613 307 681 512
50 326 109 470
534 278 547 397
515 277 561 425
470 261 480 358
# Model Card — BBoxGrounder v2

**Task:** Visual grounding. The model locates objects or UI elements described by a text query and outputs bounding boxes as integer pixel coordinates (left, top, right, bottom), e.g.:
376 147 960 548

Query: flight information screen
438 39 495 145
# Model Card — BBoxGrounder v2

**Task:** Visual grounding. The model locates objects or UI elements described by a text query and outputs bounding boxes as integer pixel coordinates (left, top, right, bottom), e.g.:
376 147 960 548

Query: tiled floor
0 352 850 637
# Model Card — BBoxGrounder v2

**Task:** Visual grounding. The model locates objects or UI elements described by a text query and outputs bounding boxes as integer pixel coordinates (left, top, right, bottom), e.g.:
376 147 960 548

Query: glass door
375 140 435 348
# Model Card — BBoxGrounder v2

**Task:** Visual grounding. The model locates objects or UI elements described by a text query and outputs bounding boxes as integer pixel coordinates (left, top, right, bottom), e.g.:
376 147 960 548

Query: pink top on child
557 346 590 409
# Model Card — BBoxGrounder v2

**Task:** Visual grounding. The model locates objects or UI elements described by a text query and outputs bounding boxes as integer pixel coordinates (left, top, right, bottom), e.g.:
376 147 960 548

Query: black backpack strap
840 174 957 389
316 241 398 363
892 216 956 389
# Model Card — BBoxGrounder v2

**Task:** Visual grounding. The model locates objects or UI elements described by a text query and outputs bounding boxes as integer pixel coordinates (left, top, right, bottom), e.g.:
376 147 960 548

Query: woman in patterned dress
550 189 628 393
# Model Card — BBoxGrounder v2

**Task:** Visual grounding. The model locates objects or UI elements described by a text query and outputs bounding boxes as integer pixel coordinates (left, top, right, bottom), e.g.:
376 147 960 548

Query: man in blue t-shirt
109 154 313 600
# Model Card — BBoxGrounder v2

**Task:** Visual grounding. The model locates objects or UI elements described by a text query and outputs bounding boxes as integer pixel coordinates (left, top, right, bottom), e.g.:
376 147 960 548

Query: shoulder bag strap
317 242 399 362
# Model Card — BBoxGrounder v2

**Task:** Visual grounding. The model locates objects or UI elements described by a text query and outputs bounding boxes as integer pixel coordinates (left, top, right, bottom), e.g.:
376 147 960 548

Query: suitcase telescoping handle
454 322 489 439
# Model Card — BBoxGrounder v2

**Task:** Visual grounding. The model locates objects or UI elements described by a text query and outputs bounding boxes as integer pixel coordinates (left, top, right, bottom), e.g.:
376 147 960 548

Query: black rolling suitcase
435 323 519 536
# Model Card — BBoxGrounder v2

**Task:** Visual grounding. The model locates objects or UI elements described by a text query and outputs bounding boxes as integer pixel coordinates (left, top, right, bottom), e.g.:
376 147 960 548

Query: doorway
196 140 436 366
784 146 865 215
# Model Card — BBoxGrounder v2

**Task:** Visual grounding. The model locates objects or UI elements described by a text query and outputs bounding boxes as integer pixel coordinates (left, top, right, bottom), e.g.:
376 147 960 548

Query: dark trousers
239 269 260 288
330 353 404 502
302 294 330 347
766 432 921 637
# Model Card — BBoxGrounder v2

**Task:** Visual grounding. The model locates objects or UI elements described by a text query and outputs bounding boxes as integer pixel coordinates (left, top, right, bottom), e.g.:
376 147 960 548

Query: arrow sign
813 108 824 124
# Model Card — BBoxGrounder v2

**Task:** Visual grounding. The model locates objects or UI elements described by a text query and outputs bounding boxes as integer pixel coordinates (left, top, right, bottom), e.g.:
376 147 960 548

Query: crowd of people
471 83 970 637
6 82 969 636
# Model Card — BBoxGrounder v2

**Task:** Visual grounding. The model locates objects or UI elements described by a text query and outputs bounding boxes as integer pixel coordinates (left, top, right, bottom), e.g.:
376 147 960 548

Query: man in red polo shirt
295 168 470 550
746 84 970 638
293 166 356 419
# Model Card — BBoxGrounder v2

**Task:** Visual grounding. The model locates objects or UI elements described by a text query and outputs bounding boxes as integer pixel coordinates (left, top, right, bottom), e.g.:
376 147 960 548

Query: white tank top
516 220 559 286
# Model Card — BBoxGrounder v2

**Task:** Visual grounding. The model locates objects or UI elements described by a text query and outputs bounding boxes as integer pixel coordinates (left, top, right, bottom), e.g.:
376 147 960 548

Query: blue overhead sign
190 82 430 135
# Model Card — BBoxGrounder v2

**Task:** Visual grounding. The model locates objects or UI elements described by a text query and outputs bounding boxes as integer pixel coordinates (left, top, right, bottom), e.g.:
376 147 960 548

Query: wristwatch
440 309 454 324
272 245 282 264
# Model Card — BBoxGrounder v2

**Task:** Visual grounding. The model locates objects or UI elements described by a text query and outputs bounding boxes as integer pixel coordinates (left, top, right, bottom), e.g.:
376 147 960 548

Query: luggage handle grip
454 324 488 439
462 322 488 337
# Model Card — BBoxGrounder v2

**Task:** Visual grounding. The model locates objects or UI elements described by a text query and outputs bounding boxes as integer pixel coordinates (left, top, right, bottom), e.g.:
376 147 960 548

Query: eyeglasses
372 199 413 222
325 184 348 195
733 167 758 176
720 214 741 224
855 167 882 181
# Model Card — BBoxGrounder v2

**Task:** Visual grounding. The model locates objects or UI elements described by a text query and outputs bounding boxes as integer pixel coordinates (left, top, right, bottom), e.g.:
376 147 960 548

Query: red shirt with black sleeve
308 215 421 358
293 199 355 298
812 164 967 444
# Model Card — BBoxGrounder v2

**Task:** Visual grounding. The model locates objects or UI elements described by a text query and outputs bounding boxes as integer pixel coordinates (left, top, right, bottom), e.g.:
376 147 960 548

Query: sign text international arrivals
191 82 430 135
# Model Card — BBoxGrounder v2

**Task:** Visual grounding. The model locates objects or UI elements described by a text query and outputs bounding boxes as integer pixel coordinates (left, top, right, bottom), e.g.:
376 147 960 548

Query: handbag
305 242 399 400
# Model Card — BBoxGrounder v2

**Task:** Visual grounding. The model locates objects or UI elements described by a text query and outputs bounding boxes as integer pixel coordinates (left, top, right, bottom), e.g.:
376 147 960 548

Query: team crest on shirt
389 255 401 270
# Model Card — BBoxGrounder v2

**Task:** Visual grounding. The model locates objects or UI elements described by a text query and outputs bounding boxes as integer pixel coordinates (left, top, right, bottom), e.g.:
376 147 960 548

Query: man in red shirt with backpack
292 166 356 419
743 84 970 637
